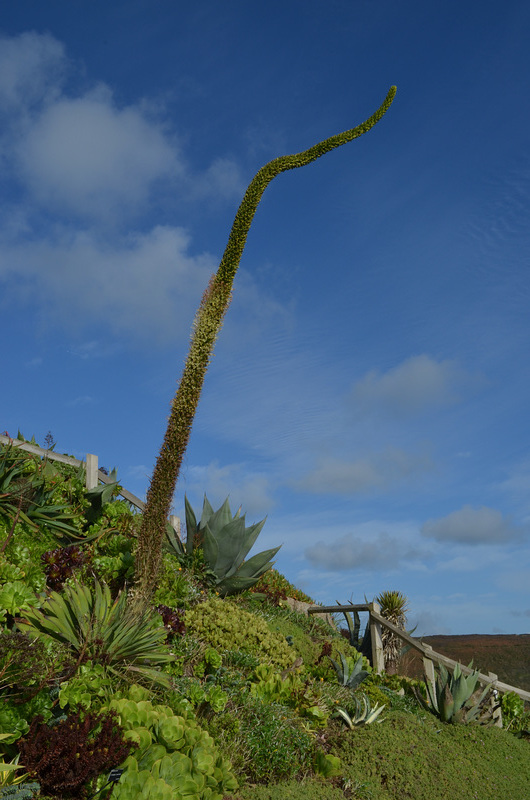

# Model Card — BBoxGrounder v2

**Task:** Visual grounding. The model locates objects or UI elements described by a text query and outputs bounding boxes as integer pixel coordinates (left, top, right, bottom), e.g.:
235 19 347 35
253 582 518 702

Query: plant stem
133 87 397 607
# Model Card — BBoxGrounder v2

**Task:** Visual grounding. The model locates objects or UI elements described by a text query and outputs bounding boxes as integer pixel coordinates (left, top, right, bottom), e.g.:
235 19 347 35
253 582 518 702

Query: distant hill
402 634 530 694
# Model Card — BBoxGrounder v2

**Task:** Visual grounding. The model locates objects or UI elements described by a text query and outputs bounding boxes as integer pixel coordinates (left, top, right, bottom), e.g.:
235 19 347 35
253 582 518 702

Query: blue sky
1 1 529 635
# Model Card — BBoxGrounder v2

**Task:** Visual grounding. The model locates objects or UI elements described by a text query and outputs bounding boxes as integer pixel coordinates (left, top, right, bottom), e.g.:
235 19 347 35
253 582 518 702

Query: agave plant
18 580 173 687
414 662 494 724
336 693 385 727
329 652 369 691
165 495 281 596
336 601 363 649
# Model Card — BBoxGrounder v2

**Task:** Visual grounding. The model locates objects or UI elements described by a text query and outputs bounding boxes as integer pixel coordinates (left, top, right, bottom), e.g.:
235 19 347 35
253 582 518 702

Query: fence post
422 644 436 698
169 515 182 541
369 601 385 673
85 454 99 491
488 672 503 727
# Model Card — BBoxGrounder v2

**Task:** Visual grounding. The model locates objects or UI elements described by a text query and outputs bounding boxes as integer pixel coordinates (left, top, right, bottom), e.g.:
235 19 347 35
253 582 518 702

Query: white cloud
17 89 180 219
295 447 432 495
351 354 469 416
421 505 524 545
0 31 252 344
193 157 245 201
0 225 215 343
0 31 65 114
305 530 426 571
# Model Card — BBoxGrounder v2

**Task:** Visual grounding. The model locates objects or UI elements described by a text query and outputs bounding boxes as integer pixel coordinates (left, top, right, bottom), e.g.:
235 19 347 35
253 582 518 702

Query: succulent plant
336 693 386 727
329 652 369 691
175 495 281 596
414 662 494 724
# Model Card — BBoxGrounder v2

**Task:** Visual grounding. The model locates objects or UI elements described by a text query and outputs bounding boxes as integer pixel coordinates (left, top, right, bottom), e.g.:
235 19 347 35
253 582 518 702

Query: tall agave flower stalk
133 87 397 607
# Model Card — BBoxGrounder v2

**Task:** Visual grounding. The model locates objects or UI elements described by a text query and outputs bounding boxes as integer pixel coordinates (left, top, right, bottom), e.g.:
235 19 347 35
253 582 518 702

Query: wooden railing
308 602 530 714
0 434 182 534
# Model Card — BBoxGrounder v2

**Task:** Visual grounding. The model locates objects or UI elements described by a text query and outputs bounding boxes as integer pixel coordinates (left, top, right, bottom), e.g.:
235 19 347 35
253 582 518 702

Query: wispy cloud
0 226 214 343
305 530 426 571
0 31 65 114
421 504 525 545
350 354 473 417
295 447 433 495
65 394 96 407
179 460 274 517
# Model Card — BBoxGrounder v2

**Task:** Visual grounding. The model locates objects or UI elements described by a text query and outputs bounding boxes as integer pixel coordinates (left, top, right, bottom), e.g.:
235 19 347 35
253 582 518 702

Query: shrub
185 596 296 670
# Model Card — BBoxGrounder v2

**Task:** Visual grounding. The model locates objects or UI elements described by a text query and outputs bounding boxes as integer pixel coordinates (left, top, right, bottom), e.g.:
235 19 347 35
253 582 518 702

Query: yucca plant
375 590 408 674
414 662 494 724
166 495 280 596
18 580 173 687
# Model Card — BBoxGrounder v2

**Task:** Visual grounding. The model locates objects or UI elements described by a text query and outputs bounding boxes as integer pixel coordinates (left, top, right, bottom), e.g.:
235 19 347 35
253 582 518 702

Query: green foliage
58 662 116 712
0 444 84 544
0 784 40 800
18 580 173 686
414 662 494 724
0 548 46 596
102 684 238 799
313 750 341 778
500 691 530 735
335 603 363 649
170 677 229 715
185 596 296 671
325 709 530 800
375 590 408 673
250 568 314 604
229 696 315 784
0 583 36 624
83 469 120 528
250 664 330 729
176 495 280 596
153 553 205 609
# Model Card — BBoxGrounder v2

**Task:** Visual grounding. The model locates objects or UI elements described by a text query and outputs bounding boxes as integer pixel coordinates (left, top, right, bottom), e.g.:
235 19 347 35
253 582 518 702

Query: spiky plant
133 87 397 606
375 589 408 674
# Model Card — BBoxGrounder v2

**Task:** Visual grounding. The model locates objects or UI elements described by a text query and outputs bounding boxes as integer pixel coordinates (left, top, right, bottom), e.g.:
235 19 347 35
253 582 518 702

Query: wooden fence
308 602 530 721
0 434 182 535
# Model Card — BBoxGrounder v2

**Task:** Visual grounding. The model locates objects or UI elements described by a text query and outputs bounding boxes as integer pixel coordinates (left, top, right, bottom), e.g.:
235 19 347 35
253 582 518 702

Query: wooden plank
308 603 371 614
0 435 82 467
